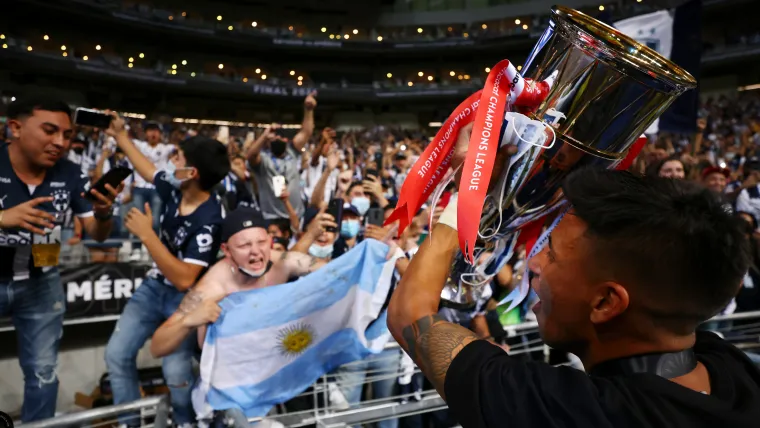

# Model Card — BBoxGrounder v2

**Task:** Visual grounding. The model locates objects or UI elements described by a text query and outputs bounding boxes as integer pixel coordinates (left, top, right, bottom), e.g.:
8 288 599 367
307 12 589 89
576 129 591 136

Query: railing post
153 395 170 428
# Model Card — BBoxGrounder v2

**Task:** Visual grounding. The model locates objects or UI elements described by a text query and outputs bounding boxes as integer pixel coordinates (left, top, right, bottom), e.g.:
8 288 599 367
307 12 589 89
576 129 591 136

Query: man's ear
7 119 22 139
589 282 629 325
220 243 229 258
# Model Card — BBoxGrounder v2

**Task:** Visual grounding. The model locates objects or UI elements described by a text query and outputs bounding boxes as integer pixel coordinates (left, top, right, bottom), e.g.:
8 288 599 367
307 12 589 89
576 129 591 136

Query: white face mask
308 243 334 259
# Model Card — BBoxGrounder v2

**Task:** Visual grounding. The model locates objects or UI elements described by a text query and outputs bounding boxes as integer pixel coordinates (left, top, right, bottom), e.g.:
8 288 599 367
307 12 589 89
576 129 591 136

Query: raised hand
0 197 56 235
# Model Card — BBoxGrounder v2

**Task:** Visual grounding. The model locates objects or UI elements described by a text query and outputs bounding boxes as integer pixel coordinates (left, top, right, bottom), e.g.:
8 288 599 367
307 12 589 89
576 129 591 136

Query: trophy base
439 281 478 310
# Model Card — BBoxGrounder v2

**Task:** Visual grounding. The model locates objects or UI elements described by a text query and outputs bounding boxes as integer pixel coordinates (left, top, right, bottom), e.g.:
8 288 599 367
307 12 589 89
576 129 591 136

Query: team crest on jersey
173 226 188 248
52 190 70 213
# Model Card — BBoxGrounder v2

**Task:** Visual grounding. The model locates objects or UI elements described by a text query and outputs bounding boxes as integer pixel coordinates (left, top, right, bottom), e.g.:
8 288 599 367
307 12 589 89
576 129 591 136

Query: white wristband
437 194 458 231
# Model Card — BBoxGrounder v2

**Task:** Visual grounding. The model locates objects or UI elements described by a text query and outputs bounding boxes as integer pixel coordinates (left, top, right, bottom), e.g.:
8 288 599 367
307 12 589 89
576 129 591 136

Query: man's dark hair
6 95 71 120
562 168 750 334
179 136 230 191
346 181 363 196
270 218 292 239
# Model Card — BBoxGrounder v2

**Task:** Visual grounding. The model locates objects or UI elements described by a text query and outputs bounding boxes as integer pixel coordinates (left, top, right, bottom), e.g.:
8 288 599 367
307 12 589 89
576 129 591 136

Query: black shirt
0 143 93 280
146 171 224 287
445 331 760 427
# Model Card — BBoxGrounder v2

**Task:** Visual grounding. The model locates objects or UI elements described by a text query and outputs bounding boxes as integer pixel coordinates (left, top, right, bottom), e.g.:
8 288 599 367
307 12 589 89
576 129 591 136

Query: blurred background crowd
1 0 760 426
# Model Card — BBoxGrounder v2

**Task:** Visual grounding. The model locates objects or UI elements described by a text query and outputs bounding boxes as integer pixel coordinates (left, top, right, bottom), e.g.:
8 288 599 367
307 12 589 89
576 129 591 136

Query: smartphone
374 152 384 171
86 166 132 201
73 108 113 129
272 175 286 198
365 169 379 179
366 207 384 227
326 199 343 233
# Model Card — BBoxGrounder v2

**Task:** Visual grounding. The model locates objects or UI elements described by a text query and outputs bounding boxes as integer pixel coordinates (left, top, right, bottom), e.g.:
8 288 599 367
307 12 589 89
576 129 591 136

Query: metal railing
13 310 760 427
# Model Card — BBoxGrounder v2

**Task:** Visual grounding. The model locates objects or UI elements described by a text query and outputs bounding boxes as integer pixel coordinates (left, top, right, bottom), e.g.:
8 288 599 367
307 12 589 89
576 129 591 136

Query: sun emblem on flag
276 323 315 356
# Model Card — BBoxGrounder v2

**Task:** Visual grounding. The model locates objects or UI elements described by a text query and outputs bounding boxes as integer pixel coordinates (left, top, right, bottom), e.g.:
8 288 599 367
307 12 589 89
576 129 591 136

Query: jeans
131 187 163 232
0 270 65 422
334 348 400 428
105 277 196 426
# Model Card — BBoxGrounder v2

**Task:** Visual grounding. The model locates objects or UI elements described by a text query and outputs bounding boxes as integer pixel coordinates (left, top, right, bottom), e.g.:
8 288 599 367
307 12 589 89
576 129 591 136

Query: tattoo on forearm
178 289 203 316
401 314 478 398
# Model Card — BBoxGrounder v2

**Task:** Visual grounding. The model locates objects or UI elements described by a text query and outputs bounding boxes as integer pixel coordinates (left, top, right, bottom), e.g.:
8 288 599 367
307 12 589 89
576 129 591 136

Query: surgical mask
231 258 270 279
308 243 333 259
351 196 370 216
271 140 287 158
341 220 360 238
164 162 192 189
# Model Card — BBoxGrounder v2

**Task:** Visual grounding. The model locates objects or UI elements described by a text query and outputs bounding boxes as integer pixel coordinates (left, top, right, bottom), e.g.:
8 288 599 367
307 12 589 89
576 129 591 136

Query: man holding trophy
387 6 760 427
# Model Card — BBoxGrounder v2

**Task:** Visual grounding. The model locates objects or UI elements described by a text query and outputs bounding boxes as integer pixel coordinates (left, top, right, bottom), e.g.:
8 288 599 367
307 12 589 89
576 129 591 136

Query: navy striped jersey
0 143 93 281
147 170 225 287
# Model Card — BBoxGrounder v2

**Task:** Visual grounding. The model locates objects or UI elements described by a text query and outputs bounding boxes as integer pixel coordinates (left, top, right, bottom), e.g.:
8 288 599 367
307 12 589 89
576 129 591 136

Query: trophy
390 6 697 309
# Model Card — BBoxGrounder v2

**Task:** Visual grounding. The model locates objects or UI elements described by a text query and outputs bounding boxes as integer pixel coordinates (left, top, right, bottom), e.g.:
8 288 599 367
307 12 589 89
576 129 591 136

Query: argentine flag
192 240 402 419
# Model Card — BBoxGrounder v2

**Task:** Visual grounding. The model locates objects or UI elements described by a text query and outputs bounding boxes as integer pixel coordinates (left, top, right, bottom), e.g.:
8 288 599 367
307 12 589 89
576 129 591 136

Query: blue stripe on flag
210 240 390 340
206 328 371 417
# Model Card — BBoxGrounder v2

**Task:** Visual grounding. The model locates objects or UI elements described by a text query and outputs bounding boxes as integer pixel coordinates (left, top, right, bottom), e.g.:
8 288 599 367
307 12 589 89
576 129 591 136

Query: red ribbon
385 91 482 233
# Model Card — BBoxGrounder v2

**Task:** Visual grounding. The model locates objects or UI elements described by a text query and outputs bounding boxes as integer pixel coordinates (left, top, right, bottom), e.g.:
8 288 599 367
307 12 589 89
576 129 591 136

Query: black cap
144 121 162 132
221 207 268 242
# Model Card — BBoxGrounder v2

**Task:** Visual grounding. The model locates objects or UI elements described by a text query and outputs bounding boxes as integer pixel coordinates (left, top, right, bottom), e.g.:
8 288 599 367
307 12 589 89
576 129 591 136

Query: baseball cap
144 121 162 132
701 166 730 180
221 207 268 242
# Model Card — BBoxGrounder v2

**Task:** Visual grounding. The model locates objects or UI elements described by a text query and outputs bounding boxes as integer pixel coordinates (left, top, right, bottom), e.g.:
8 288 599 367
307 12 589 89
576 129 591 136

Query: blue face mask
351 196 371 216
164 162 192 189
308 243 334 259
341 220 360 238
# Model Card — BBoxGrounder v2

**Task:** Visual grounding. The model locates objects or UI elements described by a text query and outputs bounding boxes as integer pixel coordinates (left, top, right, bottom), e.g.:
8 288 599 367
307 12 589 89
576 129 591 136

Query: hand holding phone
366 208 384 227
272 176 286 198
86 166 132 202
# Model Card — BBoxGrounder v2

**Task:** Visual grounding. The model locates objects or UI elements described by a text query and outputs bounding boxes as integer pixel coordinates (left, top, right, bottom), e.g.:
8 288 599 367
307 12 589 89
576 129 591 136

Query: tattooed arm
271 251 326 281
387 223 479 399
150 265 224 357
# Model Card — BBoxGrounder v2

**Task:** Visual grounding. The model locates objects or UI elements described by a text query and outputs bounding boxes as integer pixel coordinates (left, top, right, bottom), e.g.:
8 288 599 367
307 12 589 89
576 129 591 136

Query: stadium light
290 70 295 76
218 63 224 69
182 11 186 17
522 24 528 30
0 35 5 39
599 5 605 11
298 76 303 81
481 24 487 30
515 19 521 25
139 53 144 58
2 44 7 49
517 65 522 71
288 26 293 31
485 67 490 72
261 74 267 79
387 73 392 78
27 46 32 51
330 34 335 39
463 32 469 38
172 64 178 69
336 35 341 39
182 60 187 65
297 81 303 86
417 28 423 33
168 16 173 20
344 34 350 39
43 35 49 40
458 75 463 80
418 71 423 77
228 25 233 31
129 57 134 62
321 27 327 32
243 77 248 82
191 72 196 77
127 63 132 68
427 76 433 81
255 68 261 73
252 21 258 27
464 74 471 80
408 81 413 86
96 45 101 50
377 36 383 41
62 52 67 56
352 29 358 35
171 70 177 75
83 55 88 60
449 71 455 76
428 121 442 127
11 97 15 101
217 15 223 21
61 45 66 50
